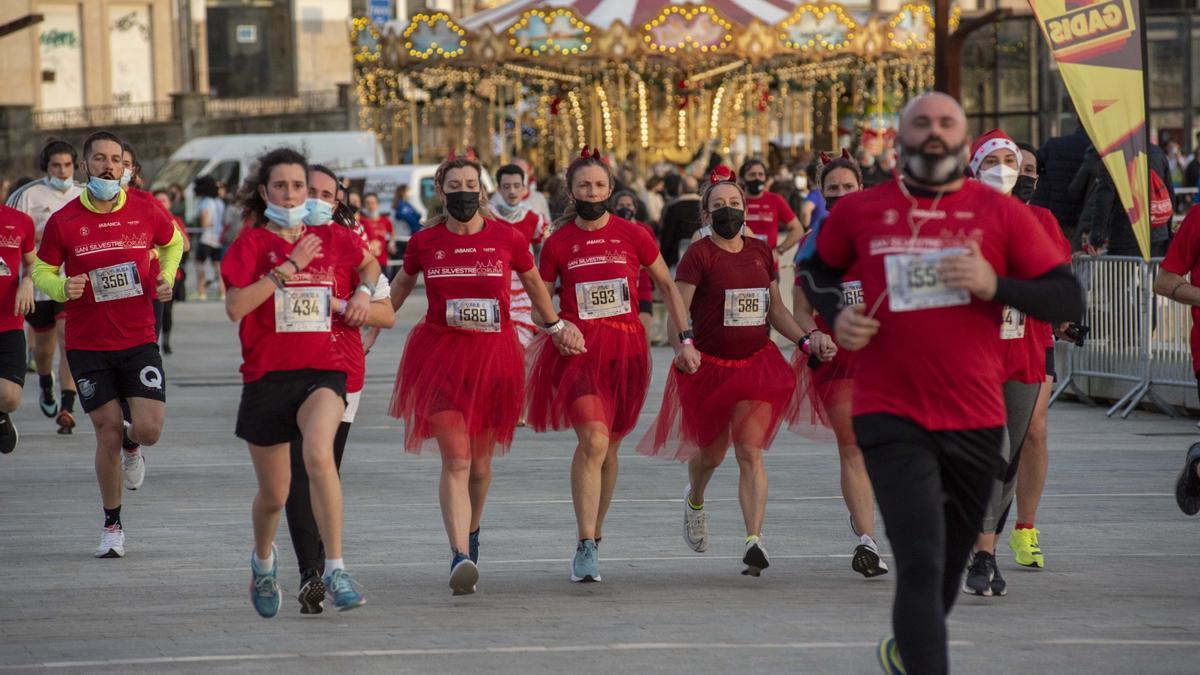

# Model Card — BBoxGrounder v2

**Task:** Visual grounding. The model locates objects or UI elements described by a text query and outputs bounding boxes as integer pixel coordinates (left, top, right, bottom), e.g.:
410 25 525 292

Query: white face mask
979 164 1019 195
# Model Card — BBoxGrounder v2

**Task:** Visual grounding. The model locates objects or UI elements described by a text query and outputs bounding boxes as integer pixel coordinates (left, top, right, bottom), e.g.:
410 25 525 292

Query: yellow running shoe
1008 527 1044 568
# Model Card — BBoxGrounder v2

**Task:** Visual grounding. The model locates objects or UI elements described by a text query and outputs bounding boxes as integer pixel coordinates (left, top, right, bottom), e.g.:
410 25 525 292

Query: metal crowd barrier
1052 255 1194 418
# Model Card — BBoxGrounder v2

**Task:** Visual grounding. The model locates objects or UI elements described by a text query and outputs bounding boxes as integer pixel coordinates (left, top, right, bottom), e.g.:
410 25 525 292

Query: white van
338 164 496 239
150 131 384 220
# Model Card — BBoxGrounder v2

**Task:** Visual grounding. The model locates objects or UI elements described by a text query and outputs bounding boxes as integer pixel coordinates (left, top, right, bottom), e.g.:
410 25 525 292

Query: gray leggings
980 380 1041 533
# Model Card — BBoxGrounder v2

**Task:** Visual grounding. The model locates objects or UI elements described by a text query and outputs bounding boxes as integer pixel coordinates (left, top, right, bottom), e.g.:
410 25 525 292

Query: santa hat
968 129 1021 177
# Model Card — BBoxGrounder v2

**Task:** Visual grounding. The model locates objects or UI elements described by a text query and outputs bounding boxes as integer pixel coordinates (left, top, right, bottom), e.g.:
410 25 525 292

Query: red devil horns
709 165 734 184
840 148 851 160
818 151 831 165
579 146 603 160
448 149 457 161
444 148 477 163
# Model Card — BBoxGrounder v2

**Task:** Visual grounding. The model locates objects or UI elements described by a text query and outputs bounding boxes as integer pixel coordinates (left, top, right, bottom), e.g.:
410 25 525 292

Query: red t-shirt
744 191 796 249
1003 203 1071 383
38 192 176 351
402 220 534 328
676 236 776 360
538 215 660 324
506 210 545 246
636 220 656 304
330 224 373 393
127 187 178 286
0 205 35 332
816 179 1062 430
221 224 365 383
359 214 394 269
1160 207 1200 373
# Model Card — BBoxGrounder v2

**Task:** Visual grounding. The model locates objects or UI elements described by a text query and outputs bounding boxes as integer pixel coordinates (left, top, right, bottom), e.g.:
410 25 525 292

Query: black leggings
284 421 352 576
854 413 1003 675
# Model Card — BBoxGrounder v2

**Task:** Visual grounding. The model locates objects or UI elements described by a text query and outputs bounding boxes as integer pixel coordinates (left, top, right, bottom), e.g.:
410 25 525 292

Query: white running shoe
683 485 709 553
122 448 145 490
742 535 770 576
94 525 125 558
852 534 890 578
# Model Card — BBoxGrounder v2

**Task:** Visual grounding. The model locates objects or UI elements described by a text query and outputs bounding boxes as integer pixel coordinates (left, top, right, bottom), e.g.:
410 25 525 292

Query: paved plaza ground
1 299 1197 673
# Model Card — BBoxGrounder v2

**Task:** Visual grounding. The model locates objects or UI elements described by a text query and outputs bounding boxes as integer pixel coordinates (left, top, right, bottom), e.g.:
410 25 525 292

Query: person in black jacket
658 173 702 268
1031 119 1092 247
1073 144 1174 257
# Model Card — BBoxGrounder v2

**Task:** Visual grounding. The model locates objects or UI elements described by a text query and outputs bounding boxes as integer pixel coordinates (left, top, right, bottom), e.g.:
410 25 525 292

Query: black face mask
444 191 479 222
710 207 745 240
823 195 840 212
615 207 636 221
1013 175 1037 203
745 179 766 196
575 198 608 221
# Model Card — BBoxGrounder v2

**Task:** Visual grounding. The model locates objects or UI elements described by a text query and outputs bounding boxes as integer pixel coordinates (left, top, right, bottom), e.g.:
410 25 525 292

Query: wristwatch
679 329 695 345
356 282 375 296
544 319 566 335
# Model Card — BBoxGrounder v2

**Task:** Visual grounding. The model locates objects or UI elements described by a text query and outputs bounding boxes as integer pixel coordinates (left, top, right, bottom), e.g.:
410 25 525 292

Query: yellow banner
1028 0 1151 259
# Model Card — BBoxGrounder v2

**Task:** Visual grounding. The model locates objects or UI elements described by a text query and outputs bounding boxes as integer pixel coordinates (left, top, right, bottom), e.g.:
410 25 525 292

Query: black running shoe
0 411 18 455
962 551 995 596
990 562 1007 597
298 572 325 615
1176 443 1200 516
39 380 58 417
741 536 770 577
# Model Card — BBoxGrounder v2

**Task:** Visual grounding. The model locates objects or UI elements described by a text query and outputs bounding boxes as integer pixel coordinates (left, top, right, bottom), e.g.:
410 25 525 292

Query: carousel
350 1 961 172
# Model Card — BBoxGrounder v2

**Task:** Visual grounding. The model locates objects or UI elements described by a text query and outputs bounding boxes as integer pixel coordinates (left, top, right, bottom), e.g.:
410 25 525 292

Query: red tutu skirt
390 321 524 457
525 317 650 438
786 347 856 441
638 343 795 461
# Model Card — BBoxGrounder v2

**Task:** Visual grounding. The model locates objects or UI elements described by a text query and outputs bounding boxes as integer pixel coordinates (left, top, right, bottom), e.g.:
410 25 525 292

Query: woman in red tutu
790 153 888 578
389 153 583 595
637 169 821 576
526 148 697 583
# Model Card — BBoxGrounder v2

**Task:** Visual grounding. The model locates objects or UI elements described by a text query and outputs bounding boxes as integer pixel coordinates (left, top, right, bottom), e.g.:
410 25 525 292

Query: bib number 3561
884 249 970 313
89 262 142 303
576 278 630 320
274 286 331 333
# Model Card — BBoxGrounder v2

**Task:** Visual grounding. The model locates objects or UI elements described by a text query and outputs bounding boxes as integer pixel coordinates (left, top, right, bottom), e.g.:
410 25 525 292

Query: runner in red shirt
389 155 582 595
738 158 804 263
798 94 1083 674
282 164 393 614
962 130 1072 597
526 147 698 583
637 170 816 576
492 163 547 348
221 148 380 617
789 153 891 579
611 190 657 341
0 204 36 455
33 131 184 560
1155 205 1200 516
357 192 394 273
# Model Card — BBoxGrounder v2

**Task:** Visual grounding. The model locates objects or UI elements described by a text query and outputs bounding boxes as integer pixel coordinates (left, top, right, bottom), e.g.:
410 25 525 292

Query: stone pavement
1 299 1197 674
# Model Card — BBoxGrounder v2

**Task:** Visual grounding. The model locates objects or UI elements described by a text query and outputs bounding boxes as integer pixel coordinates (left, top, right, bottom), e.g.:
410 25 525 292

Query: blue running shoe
323 568 366 612
570 539 600 582
877 635 906 674
469 528 480 564
449 552 479 596
249 546 280 619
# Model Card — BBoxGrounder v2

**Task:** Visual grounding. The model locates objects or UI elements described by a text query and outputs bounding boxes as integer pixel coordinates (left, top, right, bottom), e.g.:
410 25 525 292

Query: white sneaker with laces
122 448 145 490
683 485 709 553
94 525 125 558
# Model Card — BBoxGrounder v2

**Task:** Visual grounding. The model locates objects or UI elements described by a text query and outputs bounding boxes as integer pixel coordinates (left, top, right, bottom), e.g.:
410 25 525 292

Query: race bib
724 287 769 327
841 280 863 307
884 248 970 313
89 261 142 303
1001 306 1026 340
0 259 10 277
446 298 501 333
274 285 331 333
576 278 631 320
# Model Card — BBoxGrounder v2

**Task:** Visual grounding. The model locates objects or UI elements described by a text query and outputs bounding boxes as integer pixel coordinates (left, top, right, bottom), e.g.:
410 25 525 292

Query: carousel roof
460 0 808 31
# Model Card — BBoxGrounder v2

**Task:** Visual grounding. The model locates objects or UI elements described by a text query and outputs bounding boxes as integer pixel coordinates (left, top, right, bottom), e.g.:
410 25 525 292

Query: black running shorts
25 299 63 332
0 329 27 387
195 243 223 264
67 343 166 413
235 369 347 447
1045 346 1056 380
638 300 653 315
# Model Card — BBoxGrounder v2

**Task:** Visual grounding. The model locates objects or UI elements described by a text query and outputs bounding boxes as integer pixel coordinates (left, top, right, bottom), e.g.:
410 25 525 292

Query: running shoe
1175 442 1200 516
94 525 125 558
297 570 325 615
468 529 480 564
55 410 75 435
0 411 18 455
852 534 890 578
39 375 57 417
449 553 479 596
742 535 770 577
990 563 1008 597
1008 527 1044 568
249 547 281 618
122 448 146 490
877 635 906 674
683 485 709 553
324 568 366 611
570 539 600 582
962 550 996 596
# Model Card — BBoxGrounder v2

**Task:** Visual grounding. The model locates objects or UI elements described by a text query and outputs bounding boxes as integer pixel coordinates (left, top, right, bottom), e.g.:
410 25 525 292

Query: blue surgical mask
119 167 132 188
48 175 73 192
264 202 309 229
87 175 121 201
302 198 333 226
